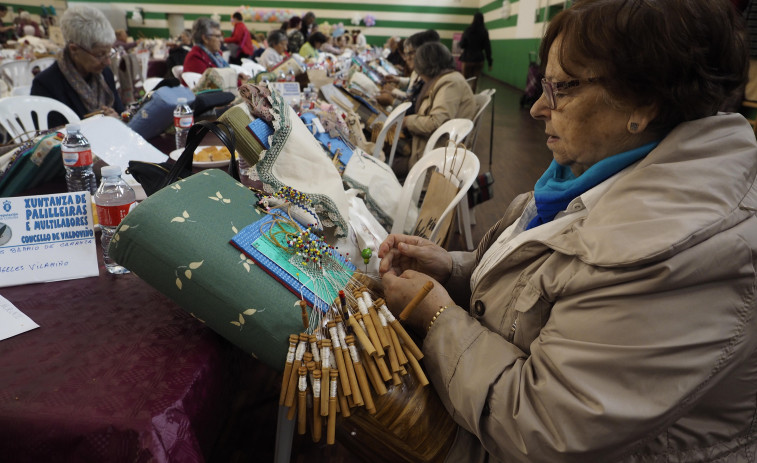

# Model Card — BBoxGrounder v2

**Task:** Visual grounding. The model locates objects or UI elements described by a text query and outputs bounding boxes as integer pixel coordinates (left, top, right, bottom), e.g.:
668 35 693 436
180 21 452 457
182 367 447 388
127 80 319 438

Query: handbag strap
157 120 240 191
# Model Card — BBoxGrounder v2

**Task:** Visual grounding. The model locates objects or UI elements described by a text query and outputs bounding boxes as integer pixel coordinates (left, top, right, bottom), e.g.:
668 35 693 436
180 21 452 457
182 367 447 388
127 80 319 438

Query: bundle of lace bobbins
280 275 431 445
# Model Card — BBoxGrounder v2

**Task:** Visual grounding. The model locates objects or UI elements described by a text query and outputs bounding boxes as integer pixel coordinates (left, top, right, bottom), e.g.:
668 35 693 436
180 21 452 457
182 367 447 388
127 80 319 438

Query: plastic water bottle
94 166 136 274
61 123 97 196
173 97 193 150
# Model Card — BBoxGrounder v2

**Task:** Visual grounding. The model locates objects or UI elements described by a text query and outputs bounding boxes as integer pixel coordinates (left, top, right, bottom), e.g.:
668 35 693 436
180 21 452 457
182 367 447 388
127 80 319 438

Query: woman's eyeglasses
78 45 117 62
541 77 600 109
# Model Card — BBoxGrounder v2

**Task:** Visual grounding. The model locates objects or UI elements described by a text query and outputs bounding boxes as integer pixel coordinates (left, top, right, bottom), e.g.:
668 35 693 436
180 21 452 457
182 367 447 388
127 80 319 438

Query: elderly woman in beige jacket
379 0 757 461
396 42 476 177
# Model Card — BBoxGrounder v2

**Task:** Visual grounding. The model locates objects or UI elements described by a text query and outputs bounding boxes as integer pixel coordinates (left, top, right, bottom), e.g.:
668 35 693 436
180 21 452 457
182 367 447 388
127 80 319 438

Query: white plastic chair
240 59 265 77
28 57 55 75
171 65 184 79
142 76 163 93
466 88 495 151
1 60 32 88
0 95 80 143
391 145 480 244
181 71 202 89
422 118 475 157
229 63 245 75
11 85 31 96
372 101 412 166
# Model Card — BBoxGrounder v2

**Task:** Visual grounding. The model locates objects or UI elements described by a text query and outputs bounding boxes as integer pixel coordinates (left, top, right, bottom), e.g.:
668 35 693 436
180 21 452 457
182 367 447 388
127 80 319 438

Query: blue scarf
198 44 228 68
526 141 659 230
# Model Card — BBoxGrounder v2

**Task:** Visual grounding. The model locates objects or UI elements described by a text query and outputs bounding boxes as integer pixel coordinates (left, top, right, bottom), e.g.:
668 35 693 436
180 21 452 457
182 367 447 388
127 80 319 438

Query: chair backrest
465 88 495 150
181 71 202 89
142 76 163 94
0 95 80 143
423 118 475 157
28 57 55 75
240 59 265 77
229 63 245 75
1 60 32 87
372 101 412 166
11 85 31 96
391 145 480 241
171 65 184 79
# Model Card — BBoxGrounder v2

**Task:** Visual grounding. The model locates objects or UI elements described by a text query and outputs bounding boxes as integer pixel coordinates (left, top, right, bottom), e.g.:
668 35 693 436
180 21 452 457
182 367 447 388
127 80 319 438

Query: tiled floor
208 76 555 463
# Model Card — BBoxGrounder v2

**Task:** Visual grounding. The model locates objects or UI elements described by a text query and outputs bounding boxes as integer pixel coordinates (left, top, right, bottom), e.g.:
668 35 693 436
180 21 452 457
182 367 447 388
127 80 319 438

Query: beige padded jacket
424 113 757 463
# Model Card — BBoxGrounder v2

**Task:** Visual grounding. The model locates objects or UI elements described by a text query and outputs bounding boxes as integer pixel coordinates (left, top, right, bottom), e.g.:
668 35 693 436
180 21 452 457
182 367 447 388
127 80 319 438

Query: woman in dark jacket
31 5 124 128
459 12 492 92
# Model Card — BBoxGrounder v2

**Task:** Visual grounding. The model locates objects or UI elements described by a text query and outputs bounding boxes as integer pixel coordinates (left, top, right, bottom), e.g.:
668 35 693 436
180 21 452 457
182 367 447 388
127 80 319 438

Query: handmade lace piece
255 87 350 237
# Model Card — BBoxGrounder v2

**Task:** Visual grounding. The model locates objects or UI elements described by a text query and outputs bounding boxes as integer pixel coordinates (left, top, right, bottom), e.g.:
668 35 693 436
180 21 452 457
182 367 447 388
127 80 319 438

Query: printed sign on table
0 192 99 288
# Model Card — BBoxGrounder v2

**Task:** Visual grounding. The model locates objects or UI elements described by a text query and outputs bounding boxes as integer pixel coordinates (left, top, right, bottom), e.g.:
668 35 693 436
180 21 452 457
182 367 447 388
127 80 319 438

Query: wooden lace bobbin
327 320 351 396
320 338 332 416
353 291 385 358
327 370 339 445
345 335 376 414
285 333 309 408
382 325 401 373
279 334 299 405
361 289 391 350
337 380 351 418
386 320 409 366
379 303 424 361
308 334 321 365
336 315 363 407
348 313 377 357
402 343 429 387
297 366 308 434
374 351 393 382
299 300 309 329
360 348 388 396
398 281 435 321
288 352 312 421
311 369 322 442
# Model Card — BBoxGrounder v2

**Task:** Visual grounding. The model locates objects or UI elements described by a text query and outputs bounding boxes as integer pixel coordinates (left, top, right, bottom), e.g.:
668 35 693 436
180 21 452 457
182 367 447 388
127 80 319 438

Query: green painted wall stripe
80 0 479 15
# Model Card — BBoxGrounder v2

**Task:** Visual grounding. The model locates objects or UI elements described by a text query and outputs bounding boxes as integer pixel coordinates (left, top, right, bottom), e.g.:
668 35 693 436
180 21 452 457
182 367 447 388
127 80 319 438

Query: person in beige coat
379 0 757 461
394 41 476 177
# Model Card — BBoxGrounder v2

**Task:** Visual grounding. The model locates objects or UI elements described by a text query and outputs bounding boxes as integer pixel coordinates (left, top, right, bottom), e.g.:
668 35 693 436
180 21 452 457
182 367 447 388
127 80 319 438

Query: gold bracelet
428 305 449 332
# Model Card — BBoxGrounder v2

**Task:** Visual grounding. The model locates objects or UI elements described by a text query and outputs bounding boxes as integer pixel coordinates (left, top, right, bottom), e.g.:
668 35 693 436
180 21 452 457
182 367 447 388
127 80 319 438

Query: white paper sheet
0 294 39 341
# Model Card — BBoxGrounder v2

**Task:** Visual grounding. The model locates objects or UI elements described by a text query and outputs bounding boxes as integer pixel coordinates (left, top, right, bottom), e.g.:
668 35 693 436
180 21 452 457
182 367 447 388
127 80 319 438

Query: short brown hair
540 0 748 132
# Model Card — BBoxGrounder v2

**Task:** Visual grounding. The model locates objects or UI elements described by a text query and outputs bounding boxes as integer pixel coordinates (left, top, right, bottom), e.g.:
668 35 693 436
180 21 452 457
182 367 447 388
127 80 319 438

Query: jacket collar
544 113 757 267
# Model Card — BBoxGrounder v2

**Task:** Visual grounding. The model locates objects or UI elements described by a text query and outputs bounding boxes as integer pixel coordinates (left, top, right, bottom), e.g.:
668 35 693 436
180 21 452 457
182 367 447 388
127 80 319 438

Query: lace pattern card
230 209 355 313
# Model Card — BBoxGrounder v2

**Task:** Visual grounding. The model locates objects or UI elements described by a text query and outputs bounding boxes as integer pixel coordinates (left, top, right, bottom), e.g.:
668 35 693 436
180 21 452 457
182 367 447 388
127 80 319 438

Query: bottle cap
101 165 121 177
177 97 187 104
65 123 80 133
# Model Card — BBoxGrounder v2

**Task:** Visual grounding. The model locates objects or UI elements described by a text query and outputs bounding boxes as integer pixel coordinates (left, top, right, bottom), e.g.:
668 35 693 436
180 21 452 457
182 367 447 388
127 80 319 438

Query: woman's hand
384 74 399 84
101 106 119 118
378 234 453 284
382 270 454 335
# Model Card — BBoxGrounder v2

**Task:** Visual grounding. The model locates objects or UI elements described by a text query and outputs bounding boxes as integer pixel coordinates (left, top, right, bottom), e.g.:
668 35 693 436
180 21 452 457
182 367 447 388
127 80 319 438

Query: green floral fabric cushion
109 169 304 371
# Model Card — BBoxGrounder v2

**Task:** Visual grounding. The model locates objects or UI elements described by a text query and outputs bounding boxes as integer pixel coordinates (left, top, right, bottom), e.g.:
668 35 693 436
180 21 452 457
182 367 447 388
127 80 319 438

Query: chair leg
457 201 475 251
274 405 295 463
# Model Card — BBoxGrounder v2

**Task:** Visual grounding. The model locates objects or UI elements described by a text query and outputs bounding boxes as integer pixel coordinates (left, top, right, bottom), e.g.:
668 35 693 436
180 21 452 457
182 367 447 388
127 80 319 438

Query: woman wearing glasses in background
31 5 124 128
182 17 228 76
379 0 757 461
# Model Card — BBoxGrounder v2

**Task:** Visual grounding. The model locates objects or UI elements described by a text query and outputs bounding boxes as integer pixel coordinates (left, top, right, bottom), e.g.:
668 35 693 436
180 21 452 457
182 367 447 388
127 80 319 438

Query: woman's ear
627 104 659 133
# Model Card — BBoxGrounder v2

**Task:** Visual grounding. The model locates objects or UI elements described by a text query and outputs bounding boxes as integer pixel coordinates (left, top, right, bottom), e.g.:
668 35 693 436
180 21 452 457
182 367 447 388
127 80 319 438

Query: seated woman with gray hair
396 41 476 176
183 17 229 75
258 29 289 71
31 5 124 128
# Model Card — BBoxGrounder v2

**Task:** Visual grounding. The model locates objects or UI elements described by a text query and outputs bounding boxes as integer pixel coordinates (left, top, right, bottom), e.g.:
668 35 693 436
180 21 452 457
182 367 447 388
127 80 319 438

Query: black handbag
127 120 240 197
